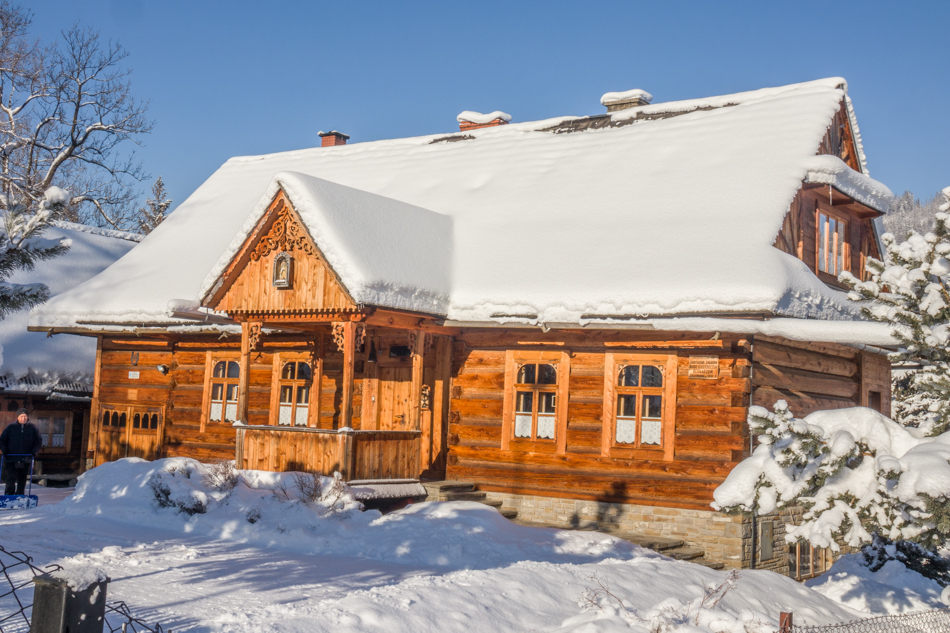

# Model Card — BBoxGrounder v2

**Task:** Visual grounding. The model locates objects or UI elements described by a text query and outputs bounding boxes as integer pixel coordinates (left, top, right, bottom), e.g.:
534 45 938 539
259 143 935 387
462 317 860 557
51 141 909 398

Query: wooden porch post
339 321 357 428
237 321 254 425
409 331 426 430
87 335 103 471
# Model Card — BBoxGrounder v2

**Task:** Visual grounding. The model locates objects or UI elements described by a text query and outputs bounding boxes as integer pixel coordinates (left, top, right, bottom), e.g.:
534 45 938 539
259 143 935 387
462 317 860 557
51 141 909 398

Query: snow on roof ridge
843 95 869 175
220 78 851 169
50 220 143 242
802 155 893 213
456 110 512 124
606 77 847 123
600 88 654 106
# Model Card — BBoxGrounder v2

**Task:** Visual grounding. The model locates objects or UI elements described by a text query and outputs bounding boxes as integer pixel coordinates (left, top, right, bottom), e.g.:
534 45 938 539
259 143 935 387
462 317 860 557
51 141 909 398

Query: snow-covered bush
149 461 211 515
203 460 238 493
713 403 950 551
841 186 950 434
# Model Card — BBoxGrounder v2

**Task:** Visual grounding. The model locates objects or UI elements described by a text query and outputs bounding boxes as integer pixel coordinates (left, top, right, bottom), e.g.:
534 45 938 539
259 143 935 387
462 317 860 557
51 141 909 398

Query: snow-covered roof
32 78 894 343
2 222 139 390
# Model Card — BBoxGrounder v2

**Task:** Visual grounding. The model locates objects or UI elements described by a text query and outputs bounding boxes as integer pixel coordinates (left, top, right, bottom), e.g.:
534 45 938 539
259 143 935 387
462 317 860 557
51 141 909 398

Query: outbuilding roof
4 221 139 391
32 77 893 337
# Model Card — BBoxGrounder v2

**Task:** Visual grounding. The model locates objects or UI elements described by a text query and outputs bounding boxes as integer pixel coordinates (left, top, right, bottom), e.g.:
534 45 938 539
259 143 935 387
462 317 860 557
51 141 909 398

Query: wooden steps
422 480 520 520
422 480 725 570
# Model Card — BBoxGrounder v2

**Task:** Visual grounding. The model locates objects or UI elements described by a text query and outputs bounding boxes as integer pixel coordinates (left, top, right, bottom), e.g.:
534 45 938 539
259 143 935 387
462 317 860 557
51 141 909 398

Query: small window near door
277 361 312 426
513 362 557 440
209 360 240 423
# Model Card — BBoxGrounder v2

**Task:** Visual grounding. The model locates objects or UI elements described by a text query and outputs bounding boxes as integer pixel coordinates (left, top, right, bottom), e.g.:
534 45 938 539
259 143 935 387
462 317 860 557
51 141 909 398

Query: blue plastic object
0 454 38 509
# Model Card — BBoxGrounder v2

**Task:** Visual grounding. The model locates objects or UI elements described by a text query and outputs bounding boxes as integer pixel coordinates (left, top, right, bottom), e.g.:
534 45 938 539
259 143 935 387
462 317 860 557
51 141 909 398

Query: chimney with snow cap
600 89 653 112
457 110 511 132
319 130 349 147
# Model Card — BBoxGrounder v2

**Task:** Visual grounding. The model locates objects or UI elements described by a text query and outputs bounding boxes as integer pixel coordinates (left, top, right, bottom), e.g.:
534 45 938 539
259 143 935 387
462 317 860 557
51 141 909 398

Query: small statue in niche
273 252 293 288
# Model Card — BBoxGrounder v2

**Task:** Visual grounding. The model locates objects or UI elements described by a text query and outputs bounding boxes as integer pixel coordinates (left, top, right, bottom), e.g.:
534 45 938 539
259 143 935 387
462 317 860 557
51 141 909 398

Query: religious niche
273 252 293 289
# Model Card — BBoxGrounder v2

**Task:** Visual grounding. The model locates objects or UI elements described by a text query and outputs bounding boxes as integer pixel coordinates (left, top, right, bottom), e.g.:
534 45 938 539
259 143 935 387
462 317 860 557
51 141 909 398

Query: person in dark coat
0 408 42 495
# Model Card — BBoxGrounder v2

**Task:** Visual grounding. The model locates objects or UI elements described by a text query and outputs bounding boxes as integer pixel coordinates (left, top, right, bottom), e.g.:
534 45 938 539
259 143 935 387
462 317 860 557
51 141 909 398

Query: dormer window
817 211 849 276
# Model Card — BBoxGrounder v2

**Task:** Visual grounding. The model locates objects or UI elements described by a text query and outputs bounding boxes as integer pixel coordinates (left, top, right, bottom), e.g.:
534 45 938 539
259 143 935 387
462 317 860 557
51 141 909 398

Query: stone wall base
483 491 749 567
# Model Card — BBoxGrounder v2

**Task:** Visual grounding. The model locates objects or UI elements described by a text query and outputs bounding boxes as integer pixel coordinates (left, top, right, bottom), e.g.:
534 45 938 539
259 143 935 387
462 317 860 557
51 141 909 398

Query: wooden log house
31 78 896 573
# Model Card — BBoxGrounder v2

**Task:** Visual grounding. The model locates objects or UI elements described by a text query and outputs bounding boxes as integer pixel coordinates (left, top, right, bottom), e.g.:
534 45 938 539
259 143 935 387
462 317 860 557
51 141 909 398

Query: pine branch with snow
0 189 70 317
841 186 950 434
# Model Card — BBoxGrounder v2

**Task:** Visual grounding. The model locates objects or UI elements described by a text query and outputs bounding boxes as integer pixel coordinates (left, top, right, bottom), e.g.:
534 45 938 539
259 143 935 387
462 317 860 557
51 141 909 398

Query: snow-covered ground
0 458 945 632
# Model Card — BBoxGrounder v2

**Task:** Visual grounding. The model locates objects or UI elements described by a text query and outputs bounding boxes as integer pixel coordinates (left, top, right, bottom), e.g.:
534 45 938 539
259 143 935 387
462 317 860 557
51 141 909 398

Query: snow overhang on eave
443 315 897 349
802 155 893 214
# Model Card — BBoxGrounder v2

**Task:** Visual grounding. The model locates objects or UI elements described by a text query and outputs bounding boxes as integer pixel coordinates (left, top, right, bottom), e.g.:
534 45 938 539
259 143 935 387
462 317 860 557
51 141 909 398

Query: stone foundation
484 491 743 566
484 491 797 573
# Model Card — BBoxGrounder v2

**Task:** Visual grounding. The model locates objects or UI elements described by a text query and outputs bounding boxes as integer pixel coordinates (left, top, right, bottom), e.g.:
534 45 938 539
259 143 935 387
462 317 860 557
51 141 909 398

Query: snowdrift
56 458 640 569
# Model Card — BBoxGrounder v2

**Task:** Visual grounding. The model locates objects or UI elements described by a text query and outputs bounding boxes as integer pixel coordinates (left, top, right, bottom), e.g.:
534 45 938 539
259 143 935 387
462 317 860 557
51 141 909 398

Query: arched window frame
201 354 241 429
501 350 570 454
269 352 321 428
602 352 678 461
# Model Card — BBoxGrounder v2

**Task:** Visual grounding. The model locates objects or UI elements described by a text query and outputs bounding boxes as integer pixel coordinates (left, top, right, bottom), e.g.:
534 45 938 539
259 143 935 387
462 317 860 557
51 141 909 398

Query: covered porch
236 425 421 481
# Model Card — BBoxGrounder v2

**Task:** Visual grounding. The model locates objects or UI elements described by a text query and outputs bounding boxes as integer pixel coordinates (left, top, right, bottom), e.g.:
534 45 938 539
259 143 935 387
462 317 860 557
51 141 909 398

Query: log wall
445 329 753 511
92 334 353 465
751 336 891 417
91 329 450 479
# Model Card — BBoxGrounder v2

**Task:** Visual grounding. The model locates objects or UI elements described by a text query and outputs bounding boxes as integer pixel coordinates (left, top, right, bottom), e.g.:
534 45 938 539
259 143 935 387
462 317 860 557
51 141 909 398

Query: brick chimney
457 110 511 132
319 130 350 147
600 89 653 113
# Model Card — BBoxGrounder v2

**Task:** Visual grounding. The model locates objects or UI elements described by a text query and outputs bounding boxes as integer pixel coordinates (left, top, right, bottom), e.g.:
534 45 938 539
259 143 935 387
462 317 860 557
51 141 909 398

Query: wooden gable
816 98 862 172
204 190 357 317
773 97 882 285
774 186 882 286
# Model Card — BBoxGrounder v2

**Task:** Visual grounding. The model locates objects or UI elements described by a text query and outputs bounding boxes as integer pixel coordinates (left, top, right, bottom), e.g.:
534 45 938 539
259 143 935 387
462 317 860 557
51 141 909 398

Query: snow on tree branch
713 402 950 551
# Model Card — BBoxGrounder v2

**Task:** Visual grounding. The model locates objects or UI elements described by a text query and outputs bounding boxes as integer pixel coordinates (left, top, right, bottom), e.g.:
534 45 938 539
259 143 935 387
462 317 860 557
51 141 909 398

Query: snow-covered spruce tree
713 402 950 557
841 186 950 435
883 189 945 239
136 177 172 234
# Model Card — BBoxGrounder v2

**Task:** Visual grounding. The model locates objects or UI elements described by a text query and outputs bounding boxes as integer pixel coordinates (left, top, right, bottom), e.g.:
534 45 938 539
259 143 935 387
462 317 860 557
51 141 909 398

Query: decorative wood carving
247 322 262 351
332 323 345 352
332 324 364 352
251 199 317 261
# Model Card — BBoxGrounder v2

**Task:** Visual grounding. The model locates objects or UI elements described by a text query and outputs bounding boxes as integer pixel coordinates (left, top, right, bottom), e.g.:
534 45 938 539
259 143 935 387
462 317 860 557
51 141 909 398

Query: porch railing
236 425 421 480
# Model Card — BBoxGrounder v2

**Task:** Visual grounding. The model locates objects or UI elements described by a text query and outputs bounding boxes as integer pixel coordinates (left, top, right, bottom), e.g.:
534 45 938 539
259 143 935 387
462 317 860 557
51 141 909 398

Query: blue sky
33 1 950 212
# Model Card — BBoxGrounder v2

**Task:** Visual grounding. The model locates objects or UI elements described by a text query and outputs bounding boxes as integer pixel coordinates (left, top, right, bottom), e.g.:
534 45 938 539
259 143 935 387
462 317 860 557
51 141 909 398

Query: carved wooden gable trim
204 190 357 316
250 197 317 261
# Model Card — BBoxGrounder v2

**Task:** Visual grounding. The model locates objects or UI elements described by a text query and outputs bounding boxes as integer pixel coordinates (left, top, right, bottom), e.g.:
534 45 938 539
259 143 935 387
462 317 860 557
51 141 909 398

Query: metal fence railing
1 543 169 632
782 608 950 633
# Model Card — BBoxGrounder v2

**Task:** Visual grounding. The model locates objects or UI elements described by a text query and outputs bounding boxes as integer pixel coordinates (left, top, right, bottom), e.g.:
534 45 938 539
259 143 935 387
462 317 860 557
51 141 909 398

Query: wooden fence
236 425 421 481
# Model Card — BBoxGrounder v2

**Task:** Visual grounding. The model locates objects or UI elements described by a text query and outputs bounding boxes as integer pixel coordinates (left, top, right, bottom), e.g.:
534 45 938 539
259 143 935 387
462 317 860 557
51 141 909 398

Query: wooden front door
96 404 164 465
361 336 416 431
